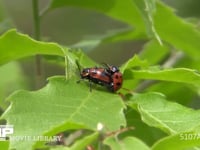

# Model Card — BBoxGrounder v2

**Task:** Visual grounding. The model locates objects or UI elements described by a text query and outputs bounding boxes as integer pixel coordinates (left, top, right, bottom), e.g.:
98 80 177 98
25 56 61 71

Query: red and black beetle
77 63 123 92
103 63 123 92
110 70 123 92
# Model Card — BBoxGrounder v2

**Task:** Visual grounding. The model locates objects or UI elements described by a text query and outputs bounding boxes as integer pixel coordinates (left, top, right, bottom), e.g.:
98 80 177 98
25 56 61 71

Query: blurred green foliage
1 0 200 150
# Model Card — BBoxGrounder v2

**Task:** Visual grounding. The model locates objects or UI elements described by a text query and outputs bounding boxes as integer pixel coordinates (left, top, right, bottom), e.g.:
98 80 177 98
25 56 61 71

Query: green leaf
70 49 96 67
104 136 150 150
128 92 200 134
123 66 200 97
0 29 65 65
121 55 149 73
2 76 125 150
127 68 200 86
0 141 9 150
154 2 200 58
49 0 200 59
70 132 99 150
139 40 170 65
152 132 200 150
120 55 149 92
133 0 162 44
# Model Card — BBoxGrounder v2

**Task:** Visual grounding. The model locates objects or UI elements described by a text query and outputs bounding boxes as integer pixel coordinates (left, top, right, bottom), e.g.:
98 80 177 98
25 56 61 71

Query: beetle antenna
101 62 110 69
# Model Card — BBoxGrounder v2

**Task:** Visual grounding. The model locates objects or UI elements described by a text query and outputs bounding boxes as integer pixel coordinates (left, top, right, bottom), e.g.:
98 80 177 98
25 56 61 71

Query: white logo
0 125 14 141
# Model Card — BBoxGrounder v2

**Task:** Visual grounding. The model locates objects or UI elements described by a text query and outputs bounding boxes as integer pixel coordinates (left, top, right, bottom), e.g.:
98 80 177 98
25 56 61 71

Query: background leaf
139 40 170 65
0 62 27 110
49 0 200 58
154 2 200 58
49 0 146 40
2 76 125 150
133 0 162 44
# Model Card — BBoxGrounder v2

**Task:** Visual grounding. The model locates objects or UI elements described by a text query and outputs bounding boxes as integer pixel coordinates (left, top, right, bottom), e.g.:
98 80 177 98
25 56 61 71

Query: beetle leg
89 80 92 92
76 78 83 84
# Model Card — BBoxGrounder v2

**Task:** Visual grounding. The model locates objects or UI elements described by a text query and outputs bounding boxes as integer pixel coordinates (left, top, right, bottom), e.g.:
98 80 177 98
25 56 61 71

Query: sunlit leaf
128 92 200 134
2 76 126 150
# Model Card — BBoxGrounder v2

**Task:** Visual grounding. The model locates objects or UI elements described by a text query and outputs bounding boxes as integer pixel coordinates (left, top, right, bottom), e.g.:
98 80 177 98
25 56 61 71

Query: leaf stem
32 0 43 88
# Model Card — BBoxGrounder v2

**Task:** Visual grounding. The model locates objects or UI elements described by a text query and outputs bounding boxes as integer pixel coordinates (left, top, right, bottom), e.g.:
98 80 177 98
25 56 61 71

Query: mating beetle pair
78 63 123 92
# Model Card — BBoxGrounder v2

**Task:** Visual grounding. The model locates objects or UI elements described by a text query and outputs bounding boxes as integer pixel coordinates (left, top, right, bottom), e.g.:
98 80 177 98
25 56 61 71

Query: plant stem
32 0 40 40
32 0 43 88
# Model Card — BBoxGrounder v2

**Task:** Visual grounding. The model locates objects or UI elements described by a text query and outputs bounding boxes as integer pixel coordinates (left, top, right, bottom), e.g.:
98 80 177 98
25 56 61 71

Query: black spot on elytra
115 75 119 79
116 82 121 86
